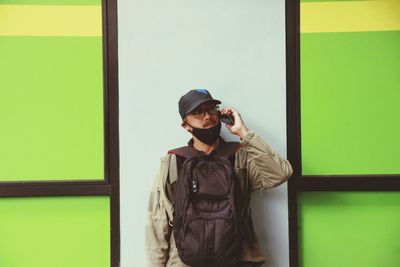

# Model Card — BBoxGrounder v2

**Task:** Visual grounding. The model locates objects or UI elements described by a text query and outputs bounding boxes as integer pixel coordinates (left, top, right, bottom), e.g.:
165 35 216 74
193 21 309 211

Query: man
146 89 293 267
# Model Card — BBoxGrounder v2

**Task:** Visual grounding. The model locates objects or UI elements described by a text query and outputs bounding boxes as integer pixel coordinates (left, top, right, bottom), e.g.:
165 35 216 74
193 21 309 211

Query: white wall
118 0 288 266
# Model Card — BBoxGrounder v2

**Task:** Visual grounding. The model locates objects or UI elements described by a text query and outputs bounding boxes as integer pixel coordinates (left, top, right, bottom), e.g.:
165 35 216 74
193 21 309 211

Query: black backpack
168 142 242 267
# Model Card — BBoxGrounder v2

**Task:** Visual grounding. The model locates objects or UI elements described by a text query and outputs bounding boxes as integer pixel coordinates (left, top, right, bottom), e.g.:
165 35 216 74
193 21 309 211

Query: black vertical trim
286 0 301 266
103 0 120 266
286 0 301 178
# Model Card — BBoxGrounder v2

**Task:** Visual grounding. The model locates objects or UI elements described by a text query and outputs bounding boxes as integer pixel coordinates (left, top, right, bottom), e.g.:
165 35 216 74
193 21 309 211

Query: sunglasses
187 105 219 119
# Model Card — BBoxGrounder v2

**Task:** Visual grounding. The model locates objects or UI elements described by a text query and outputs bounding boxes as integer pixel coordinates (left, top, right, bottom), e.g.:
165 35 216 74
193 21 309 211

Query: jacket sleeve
145 156 173 267
238 130 293 192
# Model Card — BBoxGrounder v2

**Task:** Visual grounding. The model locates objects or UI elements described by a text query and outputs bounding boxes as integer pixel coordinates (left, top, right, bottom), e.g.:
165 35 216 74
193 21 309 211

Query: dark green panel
301 31 400 175
299 192 400 267
0 196 110 267
0 37 104 181
0 0 101 5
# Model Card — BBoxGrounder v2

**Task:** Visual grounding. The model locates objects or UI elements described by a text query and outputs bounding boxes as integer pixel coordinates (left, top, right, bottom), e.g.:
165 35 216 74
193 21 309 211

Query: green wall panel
0 196 110 267
301 31 400 175
299 192 400 267
0 37 104 181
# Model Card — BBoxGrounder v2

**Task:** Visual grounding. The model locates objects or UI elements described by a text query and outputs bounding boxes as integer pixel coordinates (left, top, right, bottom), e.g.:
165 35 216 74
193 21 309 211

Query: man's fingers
222 107 238 114
226 108 240 120
220 108 228 114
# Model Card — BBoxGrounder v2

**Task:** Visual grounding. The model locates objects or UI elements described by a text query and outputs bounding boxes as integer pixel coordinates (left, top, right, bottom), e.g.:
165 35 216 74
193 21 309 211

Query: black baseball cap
178 89 221 119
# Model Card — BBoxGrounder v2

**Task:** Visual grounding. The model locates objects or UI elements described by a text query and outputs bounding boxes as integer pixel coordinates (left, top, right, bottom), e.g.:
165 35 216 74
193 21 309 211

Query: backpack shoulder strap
217 141 242 159
168 154 179 184
168 146 199 159
167 146 198 185
169 142 241 160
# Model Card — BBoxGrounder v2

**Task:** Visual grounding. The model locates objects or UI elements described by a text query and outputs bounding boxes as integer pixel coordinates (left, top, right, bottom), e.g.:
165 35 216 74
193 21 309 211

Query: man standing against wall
146 89 293 267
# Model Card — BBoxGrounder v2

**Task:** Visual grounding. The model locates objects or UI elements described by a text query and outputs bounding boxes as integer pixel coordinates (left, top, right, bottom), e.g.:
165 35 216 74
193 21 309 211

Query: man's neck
192 137 220 155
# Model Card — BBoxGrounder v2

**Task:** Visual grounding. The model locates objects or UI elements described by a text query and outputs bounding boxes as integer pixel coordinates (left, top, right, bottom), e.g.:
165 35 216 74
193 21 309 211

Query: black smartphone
219 112 235 125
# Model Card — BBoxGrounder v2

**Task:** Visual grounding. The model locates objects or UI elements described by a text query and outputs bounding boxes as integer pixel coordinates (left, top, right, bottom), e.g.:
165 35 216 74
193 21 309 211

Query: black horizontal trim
293 176 400 191
0 184 110 197
0 180 108 187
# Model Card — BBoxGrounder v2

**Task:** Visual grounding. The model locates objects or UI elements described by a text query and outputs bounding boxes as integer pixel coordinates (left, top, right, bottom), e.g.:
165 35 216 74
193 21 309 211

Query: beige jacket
145 131 293 267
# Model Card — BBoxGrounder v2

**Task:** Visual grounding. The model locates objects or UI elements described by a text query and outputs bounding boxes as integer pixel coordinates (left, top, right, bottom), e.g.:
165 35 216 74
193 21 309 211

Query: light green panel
301 31 400 175
0 196 110 267
0 37 104 181
299 192 400 267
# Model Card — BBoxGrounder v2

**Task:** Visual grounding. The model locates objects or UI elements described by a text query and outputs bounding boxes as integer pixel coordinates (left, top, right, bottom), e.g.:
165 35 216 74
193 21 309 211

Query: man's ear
181 121 192 132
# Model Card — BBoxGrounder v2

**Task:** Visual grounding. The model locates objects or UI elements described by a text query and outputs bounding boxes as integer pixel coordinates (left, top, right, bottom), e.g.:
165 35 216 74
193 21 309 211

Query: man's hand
220 107 249 139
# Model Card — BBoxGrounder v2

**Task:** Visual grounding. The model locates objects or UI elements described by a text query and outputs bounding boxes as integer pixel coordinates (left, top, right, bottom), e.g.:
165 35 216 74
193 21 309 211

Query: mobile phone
219 112 235 125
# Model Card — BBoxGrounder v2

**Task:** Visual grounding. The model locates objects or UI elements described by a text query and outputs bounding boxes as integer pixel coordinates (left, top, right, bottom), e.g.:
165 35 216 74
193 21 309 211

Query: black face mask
188 122 221 145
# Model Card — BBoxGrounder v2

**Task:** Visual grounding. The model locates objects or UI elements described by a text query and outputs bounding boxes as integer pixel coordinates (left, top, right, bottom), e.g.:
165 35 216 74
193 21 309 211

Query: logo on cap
195 89 210 95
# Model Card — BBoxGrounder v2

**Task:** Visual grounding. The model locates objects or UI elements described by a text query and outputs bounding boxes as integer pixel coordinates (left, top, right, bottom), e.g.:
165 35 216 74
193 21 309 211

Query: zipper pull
192 180 198 193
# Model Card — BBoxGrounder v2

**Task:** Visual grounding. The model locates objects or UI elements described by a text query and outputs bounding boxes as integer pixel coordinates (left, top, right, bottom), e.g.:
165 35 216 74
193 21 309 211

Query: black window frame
0 0 120 266
285 0 400 266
